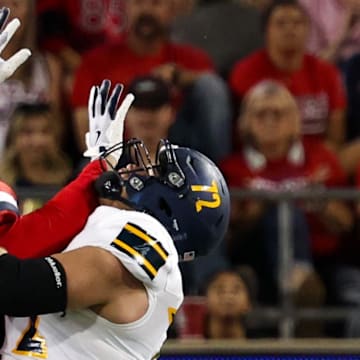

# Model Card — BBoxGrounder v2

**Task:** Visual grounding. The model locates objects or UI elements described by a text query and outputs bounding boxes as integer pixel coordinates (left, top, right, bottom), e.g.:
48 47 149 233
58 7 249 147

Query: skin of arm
326 109 346 152
0 244 148 323
152 63 211 89
52 245 149 324
231 197 266 223
338 139 360 177
319 200 354 233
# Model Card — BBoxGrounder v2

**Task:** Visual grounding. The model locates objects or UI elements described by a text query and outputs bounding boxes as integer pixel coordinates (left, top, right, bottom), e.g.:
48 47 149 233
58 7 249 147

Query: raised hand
84 79 134 161
0 7 31 83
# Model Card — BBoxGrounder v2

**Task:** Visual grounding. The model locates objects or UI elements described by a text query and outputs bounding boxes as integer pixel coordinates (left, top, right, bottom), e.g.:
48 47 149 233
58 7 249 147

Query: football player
0 8 133 356
0 78 230 359
0 6 135 260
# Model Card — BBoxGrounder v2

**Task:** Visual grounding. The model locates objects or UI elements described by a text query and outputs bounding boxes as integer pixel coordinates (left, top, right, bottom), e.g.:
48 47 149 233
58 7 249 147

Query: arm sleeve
0 160 103 259
0 254 67 316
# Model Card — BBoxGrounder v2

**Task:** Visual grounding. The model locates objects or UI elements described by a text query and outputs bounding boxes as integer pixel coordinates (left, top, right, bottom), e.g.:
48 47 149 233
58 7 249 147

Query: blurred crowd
0 0 359 340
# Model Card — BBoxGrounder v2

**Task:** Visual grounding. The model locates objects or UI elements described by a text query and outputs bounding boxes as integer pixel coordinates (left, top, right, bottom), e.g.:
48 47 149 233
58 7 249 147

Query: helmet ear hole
95 171 123 200
159 197 172 217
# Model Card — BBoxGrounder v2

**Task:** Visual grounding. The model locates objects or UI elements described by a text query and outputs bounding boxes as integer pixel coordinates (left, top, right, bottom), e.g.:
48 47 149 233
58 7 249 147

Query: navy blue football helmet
96 139 230 261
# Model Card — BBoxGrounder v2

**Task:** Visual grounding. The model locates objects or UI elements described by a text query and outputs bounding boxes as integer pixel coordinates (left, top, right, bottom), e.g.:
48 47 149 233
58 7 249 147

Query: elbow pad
0 254 67 317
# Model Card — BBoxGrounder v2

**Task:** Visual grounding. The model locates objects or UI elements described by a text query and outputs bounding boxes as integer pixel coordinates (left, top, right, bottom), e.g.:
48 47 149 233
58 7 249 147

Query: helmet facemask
97 138 188 209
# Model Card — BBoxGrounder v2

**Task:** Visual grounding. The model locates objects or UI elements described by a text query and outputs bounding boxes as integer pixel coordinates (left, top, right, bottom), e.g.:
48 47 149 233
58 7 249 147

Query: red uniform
229 49 346 141
71 39 214 108
220 141 347 257
0 160 102 258
37 0 125 55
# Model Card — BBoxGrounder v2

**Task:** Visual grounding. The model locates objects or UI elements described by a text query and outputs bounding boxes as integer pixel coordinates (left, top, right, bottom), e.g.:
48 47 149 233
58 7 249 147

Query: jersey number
12 316 48 359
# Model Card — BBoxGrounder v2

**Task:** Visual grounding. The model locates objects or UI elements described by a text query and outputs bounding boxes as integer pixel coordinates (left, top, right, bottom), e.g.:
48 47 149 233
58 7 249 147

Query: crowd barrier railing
230 187 360 338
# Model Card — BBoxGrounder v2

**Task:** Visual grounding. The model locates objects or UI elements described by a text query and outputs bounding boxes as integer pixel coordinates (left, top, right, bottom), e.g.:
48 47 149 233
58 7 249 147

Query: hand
0 7 31 83
83 79 134 162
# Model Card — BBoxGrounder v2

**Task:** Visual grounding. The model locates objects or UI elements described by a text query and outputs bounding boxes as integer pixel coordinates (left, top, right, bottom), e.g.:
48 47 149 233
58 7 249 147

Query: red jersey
220 141 347 256
0 160 103 259
37 0 125 55
71 39 214 108
229 49 346 140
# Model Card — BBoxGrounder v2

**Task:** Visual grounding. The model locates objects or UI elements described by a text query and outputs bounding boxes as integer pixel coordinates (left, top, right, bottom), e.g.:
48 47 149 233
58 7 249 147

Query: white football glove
0 8 31 83
84 79 134 161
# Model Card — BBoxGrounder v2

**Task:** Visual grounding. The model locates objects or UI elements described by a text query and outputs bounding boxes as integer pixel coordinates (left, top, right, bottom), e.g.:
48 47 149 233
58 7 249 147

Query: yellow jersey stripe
113 238 157 277
124 223 168 261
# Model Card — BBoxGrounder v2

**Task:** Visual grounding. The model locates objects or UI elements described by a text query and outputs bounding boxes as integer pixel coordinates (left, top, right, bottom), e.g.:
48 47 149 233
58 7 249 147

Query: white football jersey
2 206 184 360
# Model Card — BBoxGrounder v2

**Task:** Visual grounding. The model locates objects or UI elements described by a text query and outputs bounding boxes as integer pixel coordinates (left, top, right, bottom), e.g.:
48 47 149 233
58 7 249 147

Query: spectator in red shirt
229 0 347 152
125 75 174 163
72 0 232 164
37 0 126 96
221 80 359 335
37 0 126 58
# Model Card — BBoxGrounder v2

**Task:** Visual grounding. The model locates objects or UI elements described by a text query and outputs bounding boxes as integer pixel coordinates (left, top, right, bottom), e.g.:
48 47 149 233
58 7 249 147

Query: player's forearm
0 160 103 258
0 250 67 316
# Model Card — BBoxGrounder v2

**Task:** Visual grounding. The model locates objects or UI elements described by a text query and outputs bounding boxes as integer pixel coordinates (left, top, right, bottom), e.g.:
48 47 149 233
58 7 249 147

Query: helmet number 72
191 180 221 212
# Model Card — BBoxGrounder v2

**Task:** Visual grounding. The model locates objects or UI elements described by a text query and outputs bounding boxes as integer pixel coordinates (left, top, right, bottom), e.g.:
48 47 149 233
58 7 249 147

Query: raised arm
0 80 134 258
0 160 103 258
0 7 31 82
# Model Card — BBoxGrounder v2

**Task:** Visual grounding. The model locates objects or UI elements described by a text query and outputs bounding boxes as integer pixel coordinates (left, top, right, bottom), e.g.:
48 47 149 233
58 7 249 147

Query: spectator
298 0 360 65
0 0 62 155
125 75 174 162
36 0 127 95
335 161 360 337
203 269 254 339
0 104 72 204
298 0 360 144
222 81 329 306
229 0 347 152
72 0 232 163
220 81 360 336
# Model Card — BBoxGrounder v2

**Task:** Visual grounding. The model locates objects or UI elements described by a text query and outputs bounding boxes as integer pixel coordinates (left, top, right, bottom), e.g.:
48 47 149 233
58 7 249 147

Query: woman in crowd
0 103 72 212
0 0 62 154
